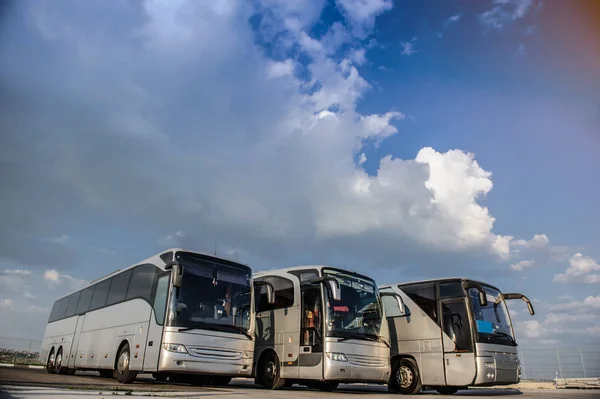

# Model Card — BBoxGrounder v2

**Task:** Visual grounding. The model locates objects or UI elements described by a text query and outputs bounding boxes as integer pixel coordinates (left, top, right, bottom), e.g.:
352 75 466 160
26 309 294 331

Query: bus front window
168 255 252 334
323 270 383 341
469 286 516 346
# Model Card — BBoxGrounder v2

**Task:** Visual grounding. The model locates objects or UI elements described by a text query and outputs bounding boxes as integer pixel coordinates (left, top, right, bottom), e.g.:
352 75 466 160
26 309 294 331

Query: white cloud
44 269 87 290
42 234 69 244
0 299 13 309
350 48 367 66
510 259 535 271
554 253 600 284
443 14 461 27
0 0 559 290
479 0 535 30
400 37 417 56
3 269 32 276
335 0 394 38
44 269 60 283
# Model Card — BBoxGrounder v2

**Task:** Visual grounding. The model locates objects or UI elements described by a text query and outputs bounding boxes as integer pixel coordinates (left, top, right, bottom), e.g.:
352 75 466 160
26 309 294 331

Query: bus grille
186 346 243 360
346 354 386 367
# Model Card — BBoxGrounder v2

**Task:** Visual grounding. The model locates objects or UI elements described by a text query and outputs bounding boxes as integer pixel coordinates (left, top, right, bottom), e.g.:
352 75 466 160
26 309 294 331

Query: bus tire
257 351 286 390
389 357 422 395
46 348 56 374
436 387 460 395
115 342 137 384
54 347 68 375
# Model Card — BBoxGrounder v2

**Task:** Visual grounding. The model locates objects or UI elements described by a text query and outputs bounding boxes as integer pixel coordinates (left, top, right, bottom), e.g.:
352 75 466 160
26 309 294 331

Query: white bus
380 278 534 395
251 265 406 391
40 248 274 385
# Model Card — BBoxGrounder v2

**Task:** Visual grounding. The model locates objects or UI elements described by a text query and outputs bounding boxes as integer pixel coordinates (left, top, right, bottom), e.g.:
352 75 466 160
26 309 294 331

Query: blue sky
0 0 599 347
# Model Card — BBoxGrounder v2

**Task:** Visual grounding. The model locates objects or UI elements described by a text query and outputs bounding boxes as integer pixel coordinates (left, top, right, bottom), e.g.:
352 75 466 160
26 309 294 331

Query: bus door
440 298 476 386
297 284 323 380
143 272 170 371
68 314 86 369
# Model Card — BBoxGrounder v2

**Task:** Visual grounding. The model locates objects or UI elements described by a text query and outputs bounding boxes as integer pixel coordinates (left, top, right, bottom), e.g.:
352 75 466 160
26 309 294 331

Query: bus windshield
167 254 252 334
468 285 516 346
323 269 383 341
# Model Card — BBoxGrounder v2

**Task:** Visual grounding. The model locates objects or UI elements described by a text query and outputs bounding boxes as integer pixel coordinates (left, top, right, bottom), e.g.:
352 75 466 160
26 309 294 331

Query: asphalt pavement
1 367 598 398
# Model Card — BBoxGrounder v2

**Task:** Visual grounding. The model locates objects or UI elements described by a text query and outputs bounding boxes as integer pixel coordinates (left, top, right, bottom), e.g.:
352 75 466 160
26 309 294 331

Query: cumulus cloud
554 253 600 284
443 14 461 27
514 295 600 344
511 259 535 271
44 268 87 290
0 0 559 285
335 0 394 38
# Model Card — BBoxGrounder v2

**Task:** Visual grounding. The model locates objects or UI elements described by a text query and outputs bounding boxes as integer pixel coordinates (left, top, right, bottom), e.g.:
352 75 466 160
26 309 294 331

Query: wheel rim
117 350 129 374
398 364 414 389
47 352 55 369
55 352 62 370
263 360 275 381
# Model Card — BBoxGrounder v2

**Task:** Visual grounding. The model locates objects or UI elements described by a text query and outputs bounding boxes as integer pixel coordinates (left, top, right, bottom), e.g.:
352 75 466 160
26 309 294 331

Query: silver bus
40 248 274 385
380 278 535 395
251 265 406 391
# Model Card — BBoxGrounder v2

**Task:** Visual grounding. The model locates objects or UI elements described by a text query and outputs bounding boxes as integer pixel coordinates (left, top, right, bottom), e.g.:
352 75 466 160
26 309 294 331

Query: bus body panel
382 285 447 386
159 329 254 376
323 338 390 382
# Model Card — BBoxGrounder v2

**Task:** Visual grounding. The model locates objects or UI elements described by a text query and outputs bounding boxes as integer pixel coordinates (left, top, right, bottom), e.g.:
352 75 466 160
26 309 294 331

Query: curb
0 363 45 370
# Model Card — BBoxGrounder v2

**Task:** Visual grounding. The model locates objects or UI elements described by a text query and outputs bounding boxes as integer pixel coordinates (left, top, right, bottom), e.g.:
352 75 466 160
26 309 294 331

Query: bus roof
380 277 502 293
57 247 252 300
255 264 376 283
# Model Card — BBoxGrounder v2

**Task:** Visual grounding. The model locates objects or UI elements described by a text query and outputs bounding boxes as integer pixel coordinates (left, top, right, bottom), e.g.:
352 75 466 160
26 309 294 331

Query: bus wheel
54 347 68 375
436 387 460 395
46 348 56 374
317 381 339 391
115 343 137 384
389 358 422 395
257 351 286 390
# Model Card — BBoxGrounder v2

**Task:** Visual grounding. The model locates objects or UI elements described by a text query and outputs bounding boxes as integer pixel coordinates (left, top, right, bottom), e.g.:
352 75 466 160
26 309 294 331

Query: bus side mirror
165 261 183 288
380 293 409 318
327 279 341 301
479 291 487 308
503 293 535 316
463 281 488 307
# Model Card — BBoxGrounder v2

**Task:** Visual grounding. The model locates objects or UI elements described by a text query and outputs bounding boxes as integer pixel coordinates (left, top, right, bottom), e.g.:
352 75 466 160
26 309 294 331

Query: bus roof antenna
214 239 217 256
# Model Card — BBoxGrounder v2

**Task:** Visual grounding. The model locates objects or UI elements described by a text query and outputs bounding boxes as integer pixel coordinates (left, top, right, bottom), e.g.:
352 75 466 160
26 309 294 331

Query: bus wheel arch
46 347 56 374
256 349 286 390
388 355 422 395
114 340 138 384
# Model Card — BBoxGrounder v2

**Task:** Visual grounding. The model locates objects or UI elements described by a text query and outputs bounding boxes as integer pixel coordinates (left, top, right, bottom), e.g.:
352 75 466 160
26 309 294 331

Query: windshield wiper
367 334 391 348
332 331 378 343
494 331 517 346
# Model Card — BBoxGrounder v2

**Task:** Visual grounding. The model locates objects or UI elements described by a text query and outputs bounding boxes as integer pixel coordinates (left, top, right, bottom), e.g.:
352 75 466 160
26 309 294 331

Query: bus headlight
326 352 348 362
162 343 188 354
484 362 495 369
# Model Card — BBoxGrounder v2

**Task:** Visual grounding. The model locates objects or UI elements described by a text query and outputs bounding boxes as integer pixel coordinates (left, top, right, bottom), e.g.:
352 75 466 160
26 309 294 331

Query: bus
40 248 274 385
379 278 535 395
251 265 407 391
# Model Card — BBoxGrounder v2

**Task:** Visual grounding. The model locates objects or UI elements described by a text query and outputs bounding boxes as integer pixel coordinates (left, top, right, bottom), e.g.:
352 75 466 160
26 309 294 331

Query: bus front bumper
323 354 390 383
474 356 520 386
158 347 254 377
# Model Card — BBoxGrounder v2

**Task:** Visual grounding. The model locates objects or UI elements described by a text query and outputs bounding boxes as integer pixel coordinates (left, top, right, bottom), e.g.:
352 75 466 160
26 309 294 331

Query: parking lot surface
1 368 598 398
